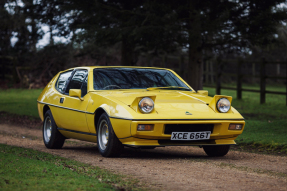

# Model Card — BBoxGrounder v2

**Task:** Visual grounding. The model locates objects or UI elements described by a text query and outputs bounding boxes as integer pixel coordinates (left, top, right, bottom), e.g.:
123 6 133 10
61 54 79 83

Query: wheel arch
93 105 132 139
43 105 50 117
94 107 124 157
94 107 108 133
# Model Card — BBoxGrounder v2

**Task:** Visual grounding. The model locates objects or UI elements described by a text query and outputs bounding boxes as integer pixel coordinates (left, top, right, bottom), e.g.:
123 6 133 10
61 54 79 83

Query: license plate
171 131 211 140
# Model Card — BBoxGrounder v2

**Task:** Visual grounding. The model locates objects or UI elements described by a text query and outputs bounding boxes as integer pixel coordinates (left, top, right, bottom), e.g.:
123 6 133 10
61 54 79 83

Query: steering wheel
103 85 121 90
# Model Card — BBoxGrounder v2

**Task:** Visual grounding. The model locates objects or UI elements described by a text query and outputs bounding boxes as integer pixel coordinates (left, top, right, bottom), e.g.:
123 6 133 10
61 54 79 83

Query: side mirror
197 90 208 96
69 89 83 101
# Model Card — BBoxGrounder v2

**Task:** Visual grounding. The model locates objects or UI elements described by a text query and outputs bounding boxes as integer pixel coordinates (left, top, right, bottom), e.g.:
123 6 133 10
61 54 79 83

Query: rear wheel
97 113 123 157
203 145 230 157
43 110 65 149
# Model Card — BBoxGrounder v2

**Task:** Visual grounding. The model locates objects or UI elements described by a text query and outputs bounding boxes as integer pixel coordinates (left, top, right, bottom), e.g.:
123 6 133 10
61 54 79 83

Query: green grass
0 144 143 191
204 84 287 153
236 120 287 145
0 89 42 118
205 84 286 120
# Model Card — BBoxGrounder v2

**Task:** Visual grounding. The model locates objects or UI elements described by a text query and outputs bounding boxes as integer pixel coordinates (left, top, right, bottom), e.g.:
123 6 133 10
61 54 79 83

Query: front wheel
203 145 230 157
43 110 65 149
97 113 123 157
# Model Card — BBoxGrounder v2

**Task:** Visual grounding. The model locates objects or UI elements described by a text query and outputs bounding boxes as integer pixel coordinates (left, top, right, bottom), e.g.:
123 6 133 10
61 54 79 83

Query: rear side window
55 70 73 93
65 70 88 94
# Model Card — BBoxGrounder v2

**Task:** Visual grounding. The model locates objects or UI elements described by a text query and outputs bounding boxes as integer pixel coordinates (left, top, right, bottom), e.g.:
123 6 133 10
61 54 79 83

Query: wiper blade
147 86 191 91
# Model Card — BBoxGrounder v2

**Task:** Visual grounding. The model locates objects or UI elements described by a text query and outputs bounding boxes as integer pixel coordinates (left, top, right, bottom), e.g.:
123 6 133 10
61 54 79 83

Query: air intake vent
164 124 214 135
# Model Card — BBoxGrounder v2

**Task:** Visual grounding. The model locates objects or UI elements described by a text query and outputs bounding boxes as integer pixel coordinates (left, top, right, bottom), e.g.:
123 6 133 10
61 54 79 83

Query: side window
81 77 88 97
55 70 73 93
65 70 88 94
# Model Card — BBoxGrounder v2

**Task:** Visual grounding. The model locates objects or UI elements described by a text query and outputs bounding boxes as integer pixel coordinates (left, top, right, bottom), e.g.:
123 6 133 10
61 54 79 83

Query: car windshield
93 68 191 91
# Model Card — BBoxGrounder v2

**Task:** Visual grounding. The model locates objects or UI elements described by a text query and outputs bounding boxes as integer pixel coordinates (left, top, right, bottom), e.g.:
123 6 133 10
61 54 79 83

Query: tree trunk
31 18 37 52
49 26 54 46
186 8 203 91
187 46 203 91
121 36 134 66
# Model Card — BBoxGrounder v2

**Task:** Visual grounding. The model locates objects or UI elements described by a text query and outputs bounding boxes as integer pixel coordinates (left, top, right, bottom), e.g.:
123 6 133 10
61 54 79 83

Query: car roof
60 66 171 73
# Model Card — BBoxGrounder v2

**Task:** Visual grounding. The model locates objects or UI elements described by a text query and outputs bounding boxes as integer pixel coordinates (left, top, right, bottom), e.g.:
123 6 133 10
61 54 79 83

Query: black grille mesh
164 124 214 134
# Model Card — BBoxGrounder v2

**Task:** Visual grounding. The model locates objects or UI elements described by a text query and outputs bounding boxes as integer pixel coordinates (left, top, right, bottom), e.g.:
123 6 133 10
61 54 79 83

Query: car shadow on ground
61 144 226 160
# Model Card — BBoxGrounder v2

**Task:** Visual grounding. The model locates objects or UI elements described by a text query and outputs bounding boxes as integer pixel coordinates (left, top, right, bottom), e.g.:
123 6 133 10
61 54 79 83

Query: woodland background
1 0 287 90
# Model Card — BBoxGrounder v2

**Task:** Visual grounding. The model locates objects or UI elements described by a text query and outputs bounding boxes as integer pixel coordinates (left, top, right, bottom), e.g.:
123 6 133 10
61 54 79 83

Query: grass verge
0 89 42 118
0 144 145 191
204 85 287 155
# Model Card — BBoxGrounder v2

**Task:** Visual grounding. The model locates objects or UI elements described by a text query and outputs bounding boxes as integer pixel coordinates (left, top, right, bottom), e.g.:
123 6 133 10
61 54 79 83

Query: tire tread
203 145 230 157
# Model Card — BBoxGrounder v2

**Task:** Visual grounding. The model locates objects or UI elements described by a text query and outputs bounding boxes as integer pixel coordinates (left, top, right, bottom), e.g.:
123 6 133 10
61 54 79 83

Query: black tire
203 145 230 157
43 110 65 149
97 113 123 157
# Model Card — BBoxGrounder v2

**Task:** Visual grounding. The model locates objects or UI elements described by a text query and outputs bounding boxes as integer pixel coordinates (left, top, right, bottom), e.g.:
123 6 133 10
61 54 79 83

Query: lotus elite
37 67 245 157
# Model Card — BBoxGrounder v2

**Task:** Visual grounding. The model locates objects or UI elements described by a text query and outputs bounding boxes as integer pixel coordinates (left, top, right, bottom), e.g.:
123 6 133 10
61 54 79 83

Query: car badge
185 111 192 115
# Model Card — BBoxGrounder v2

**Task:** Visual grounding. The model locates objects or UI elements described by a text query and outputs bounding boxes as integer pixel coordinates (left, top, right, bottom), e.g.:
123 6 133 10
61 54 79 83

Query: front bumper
117 119 245 146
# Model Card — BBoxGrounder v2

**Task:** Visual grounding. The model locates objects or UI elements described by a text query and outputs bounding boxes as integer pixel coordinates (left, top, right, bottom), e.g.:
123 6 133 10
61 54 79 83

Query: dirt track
0 123 287 191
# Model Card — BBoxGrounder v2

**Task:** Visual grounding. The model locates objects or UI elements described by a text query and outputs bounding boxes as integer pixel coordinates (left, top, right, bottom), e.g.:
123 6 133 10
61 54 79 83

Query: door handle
60 98 64 104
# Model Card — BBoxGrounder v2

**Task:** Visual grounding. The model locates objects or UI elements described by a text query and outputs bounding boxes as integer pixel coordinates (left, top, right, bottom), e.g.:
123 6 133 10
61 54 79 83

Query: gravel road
0 124 286 191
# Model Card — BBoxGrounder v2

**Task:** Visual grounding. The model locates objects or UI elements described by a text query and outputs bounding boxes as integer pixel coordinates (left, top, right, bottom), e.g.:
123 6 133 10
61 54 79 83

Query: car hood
111 90 211 104
91 90 243 120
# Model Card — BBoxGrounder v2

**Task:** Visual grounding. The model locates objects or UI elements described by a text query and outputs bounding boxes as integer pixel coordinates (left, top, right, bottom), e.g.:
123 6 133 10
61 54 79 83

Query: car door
51 69 73 125
53 69 90 133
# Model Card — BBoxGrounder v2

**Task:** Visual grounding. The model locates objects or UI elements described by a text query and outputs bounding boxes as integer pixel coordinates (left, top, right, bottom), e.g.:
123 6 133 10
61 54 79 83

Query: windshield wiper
147 86 191 91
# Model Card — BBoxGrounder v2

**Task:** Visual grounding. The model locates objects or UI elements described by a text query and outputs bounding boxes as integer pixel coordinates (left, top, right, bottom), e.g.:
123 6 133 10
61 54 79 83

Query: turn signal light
137 124 154 131
229 124 243 130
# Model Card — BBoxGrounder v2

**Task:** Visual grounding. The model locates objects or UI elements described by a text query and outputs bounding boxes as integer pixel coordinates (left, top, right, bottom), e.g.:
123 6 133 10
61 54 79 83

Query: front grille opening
158 139 216 145
164 124 214 135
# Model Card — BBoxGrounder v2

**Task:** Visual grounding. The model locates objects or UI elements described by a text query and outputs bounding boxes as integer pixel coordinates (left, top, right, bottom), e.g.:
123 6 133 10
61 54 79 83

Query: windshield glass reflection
93 68 191 90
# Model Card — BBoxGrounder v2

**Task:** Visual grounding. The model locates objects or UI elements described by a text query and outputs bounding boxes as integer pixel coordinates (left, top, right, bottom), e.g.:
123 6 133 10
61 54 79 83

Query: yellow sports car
37 66 245 157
